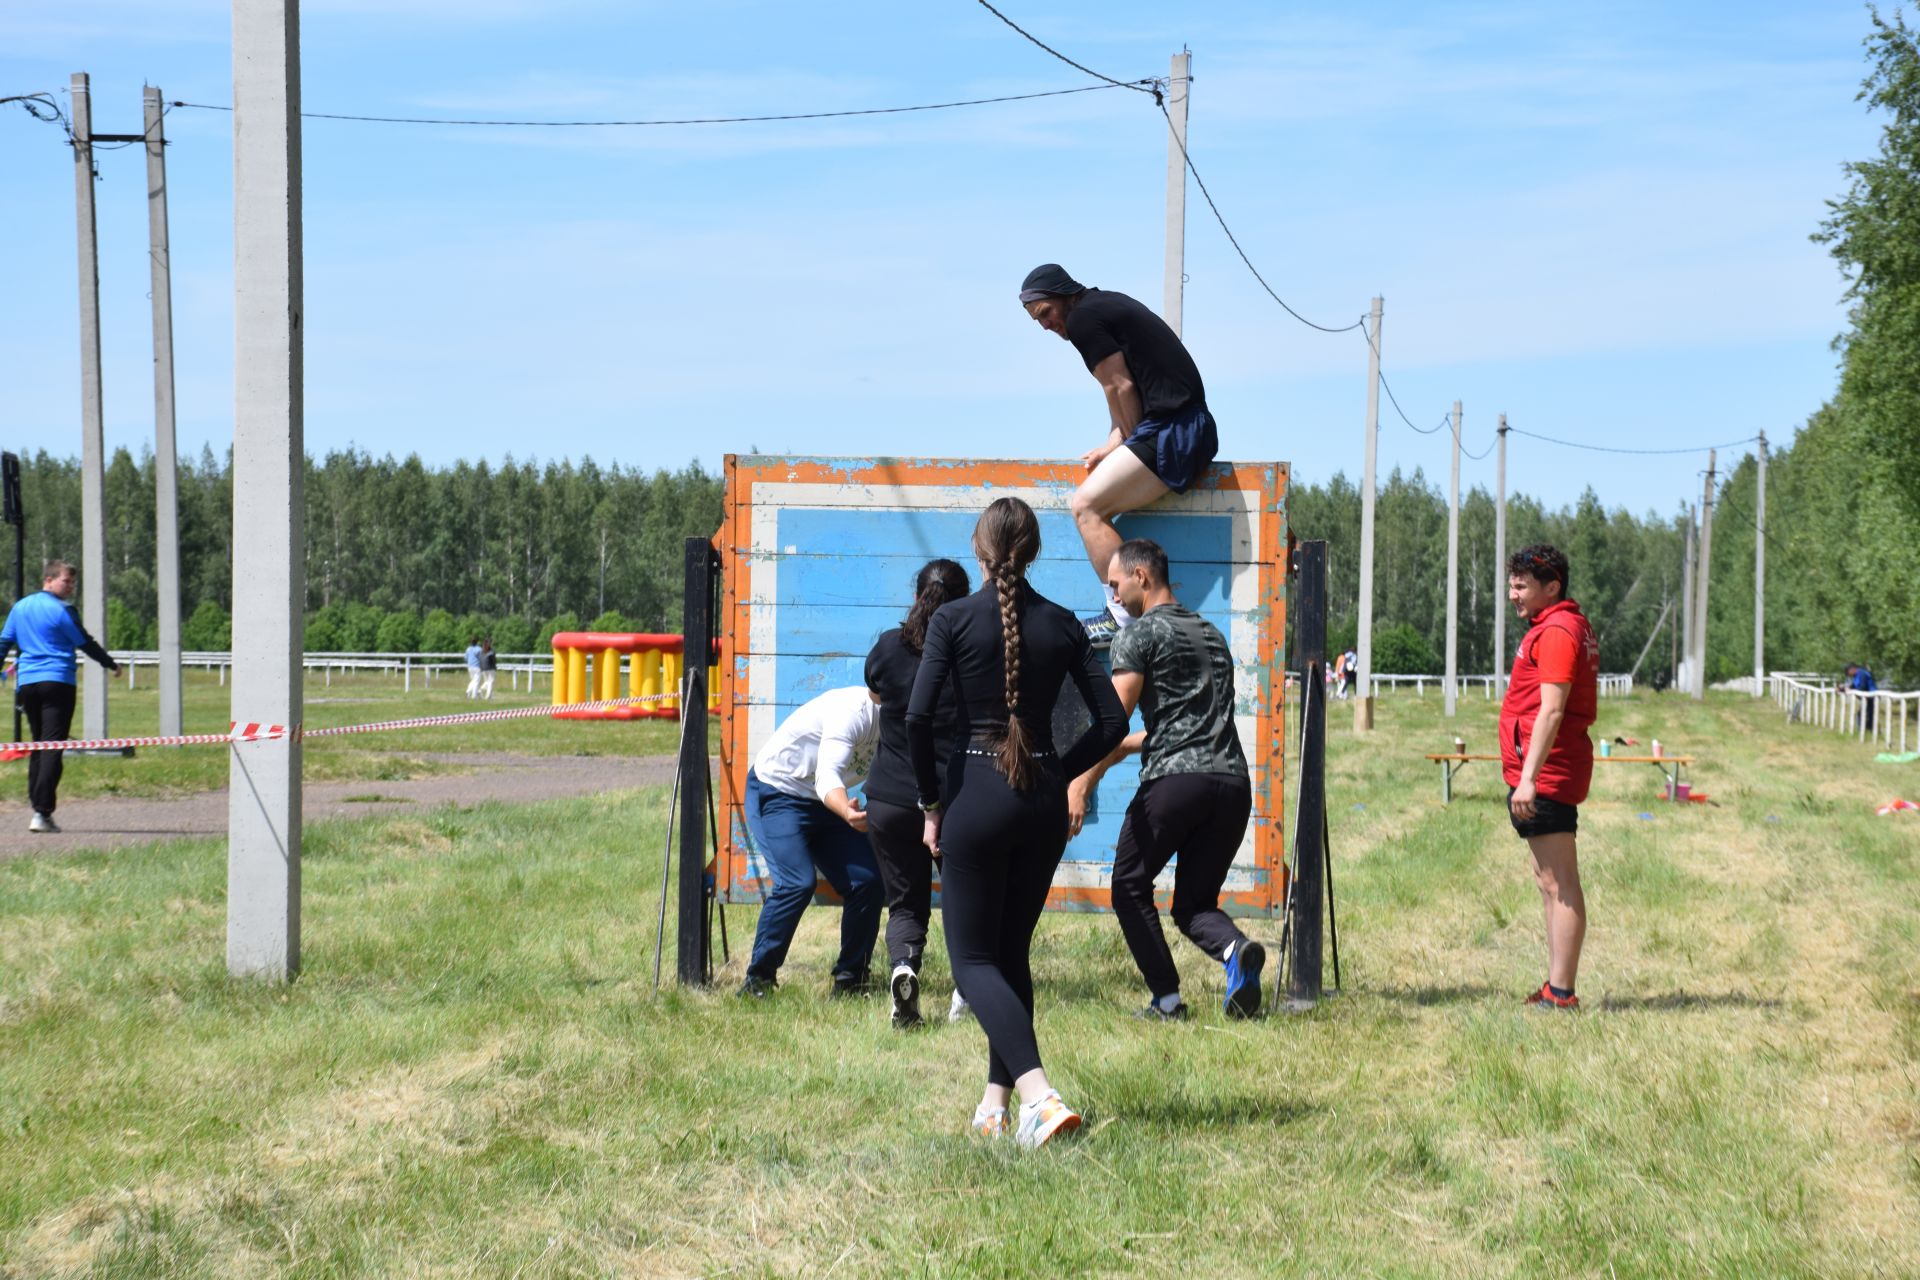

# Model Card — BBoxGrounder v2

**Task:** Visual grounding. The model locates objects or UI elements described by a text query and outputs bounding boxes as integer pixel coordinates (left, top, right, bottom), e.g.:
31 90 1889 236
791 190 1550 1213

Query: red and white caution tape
0 692 687 758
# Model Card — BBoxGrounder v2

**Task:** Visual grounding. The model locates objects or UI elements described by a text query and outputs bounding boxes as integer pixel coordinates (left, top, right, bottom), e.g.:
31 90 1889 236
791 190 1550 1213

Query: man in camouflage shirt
1068 538 1265 1020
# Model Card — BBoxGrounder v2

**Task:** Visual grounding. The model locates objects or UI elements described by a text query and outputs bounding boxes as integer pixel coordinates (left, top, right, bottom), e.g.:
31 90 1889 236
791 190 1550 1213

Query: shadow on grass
1370 983 1786 1012
1108 1093 1319 1129
1373 983 1507 1005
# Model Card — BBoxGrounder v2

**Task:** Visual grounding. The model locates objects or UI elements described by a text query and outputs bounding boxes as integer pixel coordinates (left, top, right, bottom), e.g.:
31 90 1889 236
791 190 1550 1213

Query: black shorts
1507 787 1578 838
1122 405 1218 493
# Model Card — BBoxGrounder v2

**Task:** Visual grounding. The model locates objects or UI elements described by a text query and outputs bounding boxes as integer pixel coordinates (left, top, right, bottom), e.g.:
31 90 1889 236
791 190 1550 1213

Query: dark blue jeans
744 769 882 982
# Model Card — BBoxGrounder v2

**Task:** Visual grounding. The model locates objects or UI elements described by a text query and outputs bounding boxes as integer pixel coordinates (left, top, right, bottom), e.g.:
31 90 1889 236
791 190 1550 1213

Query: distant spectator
464 635 484 699
479 638 498 700
0 560 121 833
1846 663 1877 732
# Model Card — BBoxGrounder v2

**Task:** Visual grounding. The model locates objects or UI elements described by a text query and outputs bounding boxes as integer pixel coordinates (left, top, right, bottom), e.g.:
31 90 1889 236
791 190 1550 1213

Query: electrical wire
1507 426 1760 456
971 1 1163 97
2 91 70 136
168 82 1142 127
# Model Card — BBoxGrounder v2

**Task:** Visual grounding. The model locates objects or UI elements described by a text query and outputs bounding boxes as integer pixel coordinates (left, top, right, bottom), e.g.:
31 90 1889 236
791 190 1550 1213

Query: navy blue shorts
1123 405 1218 494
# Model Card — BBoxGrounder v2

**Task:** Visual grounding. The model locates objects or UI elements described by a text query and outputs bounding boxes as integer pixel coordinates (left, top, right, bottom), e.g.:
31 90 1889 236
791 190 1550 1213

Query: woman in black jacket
907 497 1127 1148
862 558 970 1029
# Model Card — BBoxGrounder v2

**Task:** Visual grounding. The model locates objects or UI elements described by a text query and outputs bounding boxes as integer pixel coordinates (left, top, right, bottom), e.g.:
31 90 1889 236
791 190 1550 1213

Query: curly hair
970 497 1043 788
1507 543 1569 599
900 558 970 655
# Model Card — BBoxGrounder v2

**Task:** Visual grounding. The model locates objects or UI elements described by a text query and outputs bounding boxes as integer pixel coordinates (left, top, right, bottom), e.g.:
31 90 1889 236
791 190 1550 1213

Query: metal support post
677 537 719 986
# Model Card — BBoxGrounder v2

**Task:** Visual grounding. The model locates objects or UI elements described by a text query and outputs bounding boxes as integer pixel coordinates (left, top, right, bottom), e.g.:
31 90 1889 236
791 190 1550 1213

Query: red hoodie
1499 599 1600 804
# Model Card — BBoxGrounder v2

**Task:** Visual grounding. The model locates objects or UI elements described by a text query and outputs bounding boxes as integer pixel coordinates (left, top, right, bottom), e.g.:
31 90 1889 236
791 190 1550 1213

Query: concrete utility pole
1493 413 1509 692
1355 296 1383 732
71 73 110 742
227 0 305 980
1444 400 1461 718
146 85 184 737
1753 432 1767 694
1692 450 1716 700
1162 49 1191 336
1679 504 1696 692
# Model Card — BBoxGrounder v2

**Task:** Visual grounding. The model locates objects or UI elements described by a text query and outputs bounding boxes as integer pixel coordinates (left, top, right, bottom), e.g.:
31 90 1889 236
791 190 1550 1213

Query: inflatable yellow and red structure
549 632 718 721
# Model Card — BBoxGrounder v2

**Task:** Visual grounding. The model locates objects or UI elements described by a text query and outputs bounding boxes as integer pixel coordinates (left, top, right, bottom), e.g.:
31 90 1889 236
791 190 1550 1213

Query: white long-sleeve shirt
752 686 879 804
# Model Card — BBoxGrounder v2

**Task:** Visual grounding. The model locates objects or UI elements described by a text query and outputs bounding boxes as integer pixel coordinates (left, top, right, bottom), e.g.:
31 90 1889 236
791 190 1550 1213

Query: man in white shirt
739 685 884 999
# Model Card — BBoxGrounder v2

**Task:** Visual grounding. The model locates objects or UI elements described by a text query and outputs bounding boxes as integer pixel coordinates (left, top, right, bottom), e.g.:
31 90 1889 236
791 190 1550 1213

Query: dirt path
0 753 688 859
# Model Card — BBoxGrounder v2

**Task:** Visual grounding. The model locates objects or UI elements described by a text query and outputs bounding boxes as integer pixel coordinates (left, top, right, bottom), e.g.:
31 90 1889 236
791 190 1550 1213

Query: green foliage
586 610 633 634
490 615 535 655
304 615 341 651
104 598 141 650
180 600 230 651
538 612 580 650
419 608 460 654
1373 622 1439 675
375 609 422 654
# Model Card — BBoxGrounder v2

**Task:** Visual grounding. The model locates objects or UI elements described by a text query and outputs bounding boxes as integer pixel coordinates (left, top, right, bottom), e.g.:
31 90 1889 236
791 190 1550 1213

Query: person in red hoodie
1499 544 1600 1011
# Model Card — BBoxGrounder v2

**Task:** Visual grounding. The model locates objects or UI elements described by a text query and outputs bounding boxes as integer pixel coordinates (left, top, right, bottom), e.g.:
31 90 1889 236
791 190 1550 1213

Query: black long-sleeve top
905 580 1127 806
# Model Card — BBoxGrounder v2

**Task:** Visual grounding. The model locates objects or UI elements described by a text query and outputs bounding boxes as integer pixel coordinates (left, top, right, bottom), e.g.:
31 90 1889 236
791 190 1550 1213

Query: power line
971 1 1163 98
168 82 1142 127
1507 426 1760 456
1158 101 1366 335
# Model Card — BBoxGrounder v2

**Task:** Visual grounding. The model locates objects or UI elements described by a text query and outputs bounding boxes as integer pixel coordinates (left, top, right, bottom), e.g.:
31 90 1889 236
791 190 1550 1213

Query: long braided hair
970 497 1042 789
900 558 970 655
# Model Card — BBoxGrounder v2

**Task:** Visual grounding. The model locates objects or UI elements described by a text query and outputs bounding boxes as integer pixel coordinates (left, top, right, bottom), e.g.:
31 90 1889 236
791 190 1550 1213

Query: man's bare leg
1069 447 1169 579
1527 832 1586 990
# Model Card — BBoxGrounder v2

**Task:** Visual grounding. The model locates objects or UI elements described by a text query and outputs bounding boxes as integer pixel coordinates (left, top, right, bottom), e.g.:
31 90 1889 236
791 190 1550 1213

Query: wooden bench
1423 752 1695 804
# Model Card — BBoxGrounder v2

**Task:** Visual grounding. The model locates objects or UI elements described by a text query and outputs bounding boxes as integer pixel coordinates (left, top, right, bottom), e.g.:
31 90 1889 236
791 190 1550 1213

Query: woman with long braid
907 498 1127 1147
863 558 970 1029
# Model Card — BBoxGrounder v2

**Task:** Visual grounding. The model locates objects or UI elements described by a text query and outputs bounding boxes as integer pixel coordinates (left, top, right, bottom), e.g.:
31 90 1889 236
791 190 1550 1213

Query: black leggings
939 754 1067 1088
865 798 934 972
19 681 76 816
1112 772 1252 999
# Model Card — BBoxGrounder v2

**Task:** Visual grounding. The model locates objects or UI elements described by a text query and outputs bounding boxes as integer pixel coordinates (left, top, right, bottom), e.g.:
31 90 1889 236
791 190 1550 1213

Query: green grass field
10 670 700 802
1 690 1916 1277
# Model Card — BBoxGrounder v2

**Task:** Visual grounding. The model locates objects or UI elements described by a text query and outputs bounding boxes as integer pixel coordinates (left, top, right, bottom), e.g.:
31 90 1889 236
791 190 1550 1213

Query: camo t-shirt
1108 603 1247 784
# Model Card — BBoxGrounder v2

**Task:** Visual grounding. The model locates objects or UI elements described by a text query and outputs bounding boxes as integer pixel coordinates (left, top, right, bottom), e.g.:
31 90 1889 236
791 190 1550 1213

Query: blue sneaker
1223 940 1265 1019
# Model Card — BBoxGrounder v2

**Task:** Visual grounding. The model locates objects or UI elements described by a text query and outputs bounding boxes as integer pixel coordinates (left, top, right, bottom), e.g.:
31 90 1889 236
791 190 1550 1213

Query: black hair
1113 537 1168 587
900 558 970 655
1507 543 1569 598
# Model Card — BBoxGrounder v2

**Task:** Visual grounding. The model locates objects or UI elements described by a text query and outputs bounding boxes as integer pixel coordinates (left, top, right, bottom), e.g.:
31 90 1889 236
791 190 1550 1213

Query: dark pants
1111 772 1252 1000
939 754 1067 1088
866 797 934 972
19 681 76 817
742 769 882 982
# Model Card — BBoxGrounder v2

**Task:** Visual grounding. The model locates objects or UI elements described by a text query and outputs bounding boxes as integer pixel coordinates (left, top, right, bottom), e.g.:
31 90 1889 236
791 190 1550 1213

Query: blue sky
0 1 1880 514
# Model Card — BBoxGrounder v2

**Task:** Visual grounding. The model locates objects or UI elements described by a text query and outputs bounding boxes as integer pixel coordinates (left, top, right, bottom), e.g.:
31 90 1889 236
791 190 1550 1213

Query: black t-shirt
1065 288 1206 419
863 627 963 808
905 581 1128 805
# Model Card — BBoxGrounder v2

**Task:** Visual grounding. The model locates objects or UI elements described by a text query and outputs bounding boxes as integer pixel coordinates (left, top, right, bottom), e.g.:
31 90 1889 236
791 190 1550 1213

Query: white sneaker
28 812 58 834
1014 1090 1082 1149
970 1104 1009 1139
948 990 973 1023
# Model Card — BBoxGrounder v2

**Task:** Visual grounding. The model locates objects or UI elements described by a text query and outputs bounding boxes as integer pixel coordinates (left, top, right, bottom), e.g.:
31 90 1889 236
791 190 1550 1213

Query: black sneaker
736 974 777 999
830 969 874 999
1135 1000 1188 1022
1081 613 1121 649
889 963 922 1028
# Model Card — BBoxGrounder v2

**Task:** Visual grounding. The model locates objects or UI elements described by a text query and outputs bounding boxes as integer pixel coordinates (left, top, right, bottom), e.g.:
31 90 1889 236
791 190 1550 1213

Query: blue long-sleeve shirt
0 591 115 687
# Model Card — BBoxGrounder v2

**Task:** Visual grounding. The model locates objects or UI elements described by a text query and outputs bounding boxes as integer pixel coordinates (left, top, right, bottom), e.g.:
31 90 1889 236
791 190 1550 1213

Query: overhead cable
971 1 1163 98
1508 427 1760 457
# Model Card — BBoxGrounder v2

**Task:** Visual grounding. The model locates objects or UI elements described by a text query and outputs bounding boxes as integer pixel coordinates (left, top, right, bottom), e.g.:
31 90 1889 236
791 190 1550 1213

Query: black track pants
1111 771 1252 1000
19 681 76 817
938 755 1066 1088
865 798 934 972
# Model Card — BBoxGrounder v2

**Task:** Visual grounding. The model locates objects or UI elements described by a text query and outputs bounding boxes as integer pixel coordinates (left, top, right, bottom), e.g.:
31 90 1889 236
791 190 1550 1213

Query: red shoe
1525 981 1579 1011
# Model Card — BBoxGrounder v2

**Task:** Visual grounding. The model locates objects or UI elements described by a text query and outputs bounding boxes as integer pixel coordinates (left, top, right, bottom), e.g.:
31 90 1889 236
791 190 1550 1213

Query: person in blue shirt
1846 663 1878 733
464 636 485 699
0 560 120 833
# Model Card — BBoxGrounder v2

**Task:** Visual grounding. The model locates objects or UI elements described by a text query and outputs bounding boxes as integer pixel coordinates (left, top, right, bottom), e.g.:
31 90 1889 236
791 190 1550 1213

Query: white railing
1364 673 1633 699
1764 670 1914 754
105 650 556 695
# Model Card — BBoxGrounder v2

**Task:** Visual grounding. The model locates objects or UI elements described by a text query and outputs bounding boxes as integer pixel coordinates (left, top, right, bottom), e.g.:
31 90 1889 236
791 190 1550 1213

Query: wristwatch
916 797 942 813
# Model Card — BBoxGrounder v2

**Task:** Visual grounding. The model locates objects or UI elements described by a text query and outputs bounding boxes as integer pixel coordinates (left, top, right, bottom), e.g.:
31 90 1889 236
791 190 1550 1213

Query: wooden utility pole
227 0 305 980
1355 296 1382 731
1493 414 1508 692
71 73 111 741
1753 432 1767 694
1692 451 1716 700
1161 50 1190 336
1444 400 1461 717
145 85 184 737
